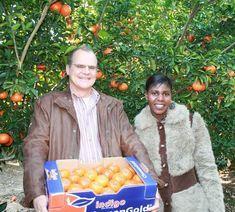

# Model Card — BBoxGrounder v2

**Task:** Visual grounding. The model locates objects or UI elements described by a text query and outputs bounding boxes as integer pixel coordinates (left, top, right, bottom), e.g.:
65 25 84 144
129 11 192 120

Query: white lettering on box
45 169 58 180
96 199 126 209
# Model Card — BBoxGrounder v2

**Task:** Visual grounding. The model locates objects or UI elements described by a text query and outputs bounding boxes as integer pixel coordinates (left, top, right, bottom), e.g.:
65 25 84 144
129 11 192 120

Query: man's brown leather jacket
23 90 158 207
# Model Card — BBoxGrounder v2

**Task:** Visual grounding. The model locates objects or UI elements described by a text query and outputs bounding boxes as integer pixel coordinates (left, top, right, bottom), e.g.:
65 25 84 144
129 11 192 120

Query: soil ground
0 161 234 212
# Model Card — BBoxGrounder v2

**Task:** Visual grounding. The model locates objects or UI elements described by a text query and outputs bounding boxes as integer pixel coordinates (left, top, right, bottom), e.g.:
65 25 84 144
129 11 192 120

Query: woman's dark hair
145 74 172 92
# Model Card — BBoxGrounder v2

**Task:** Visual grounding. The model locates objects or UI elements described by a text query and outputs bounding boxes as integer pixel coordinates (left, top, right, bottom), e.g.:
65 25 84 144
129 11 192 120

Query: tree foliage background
0 0 234 169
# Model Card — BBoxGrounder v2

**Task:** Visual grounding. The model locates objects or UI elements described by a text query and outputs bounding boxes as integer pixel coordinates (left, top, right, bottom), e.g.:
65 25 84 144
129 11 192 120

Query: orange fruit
228 70 235 77
68 183 82 192
61 178 71 192
187 34 195 43
112 173 126 186
90 24 101 34
36 64 46 71
73 168 85 177
85 169 98 181
96 70 103 79
108 164 120 173
60 70 66 78
0 110 4 116
0 133 11 144
4 135 13 146
127 166 136 175
192 81 206 92
118 83 128 91
203 35 212 43
95 175 109 187
70 174 80 183
60 169 70 178
110 80 119 88
203 65 217 74
132 174 142 184
121 167 133 180
95 165 106 174
0 91 8 99
103 47 113 55
90 181 103 194
60 4 71 17
103 169 114 180
10 92 23 103
108 180 121 193
79 177 91 189
50 1 63 12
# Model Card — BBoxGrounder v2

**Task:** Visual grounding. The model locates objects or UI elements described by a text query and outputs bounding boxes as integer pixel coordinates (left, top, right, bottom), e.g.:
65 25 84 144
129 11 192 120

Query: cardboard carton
44 156 158 211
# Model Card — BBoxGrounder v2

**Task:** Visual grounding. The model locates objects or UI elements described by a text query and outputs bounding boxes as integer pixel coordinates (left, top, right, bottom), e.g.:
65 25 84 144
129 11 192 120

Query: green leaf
0 22 7 28
5 40 14 45
64 46 77 55
31 88 39 97
150 59 156 70
0 72 7 78
16 13 26 22
12 23 21 31
3 81 14 90
98 30 111 41
25 22 33 30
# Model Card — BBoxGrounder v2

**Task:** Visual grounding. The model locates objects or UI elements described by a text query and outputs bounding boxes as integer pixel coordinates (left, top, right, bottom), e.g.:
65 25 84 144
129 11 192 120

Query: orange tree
0 0 234 169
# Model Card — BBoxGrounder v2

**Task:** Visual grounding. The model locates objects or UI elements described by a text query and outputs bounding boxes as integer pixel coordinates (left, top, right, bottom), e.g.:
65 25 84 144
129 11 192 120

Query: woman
134 74 224 212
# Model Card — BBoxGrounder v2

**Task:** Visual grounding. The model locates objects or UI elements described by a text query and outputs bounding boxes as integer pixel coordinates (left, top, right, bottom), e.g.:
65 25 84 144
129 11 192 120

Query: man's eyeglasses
72 64 97 71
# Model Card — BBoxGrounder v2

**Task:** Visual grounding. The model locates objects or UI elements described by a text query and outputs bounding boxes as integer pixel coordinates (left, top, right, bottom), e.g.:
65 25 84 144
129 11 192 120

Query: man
23 45 160 211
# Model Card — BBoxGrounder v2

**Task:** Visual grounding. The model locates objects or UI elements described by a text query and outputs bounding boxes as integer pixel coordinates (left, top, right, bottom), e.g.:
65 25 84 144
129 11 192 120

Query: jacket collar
54 89 73 107
53 88 119 121
53 88 77 121
135 103 189 130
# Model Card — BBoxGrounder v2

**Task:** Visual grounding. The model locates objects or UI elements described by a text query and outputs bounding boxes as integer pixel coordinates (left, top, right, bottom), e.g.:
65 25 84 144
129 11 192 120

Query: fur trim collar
135 103 189 130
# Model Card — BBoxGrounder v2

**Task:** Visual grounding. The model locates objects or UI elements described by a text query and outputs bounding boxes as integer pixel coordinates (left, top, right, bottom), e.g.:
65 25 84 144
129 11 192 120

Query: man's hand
33 195 48 212
147 191 160 212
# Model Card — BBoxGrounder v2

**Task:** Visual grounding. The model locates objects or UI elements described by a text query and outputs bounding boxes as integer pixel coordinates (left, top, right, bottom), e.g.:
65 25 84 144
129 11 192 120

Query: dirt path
0 161 234 212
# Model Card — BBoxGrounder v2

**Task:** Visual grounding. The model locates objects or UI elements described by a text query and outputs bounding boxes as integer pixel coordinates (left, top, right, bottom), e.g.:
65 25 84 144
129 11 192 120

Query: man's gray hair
67 44 95 66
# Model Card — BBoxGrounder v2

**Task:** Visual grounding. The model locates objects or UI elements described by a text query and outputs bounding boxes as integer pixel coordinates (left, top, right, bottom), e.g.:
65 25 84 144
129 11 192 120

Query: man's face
66 50 97 94
146 83 172 116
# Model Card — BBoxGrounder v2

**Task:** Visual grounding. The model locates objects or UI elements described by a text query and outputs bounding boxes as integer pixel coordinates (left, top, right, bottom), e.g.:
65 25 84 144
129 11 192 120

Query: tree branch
221 41 235 54
0 156 15 162
1 2 21 68
175 0 217 49
19 0 56 70
175 2 201 49
98 0 109 25
12 31 21 67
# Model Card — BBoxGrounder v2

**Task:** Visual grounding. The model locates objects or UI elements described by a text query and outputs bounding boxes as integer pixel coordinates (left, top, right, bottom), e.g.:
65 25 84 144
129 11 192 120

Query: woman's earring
169 102 175 110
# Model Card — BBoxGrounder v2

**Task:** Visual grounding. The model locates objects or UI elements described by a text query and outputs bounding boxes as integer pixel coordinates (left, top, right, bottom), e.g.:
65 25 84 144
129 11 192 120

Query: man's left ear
65 65 70 75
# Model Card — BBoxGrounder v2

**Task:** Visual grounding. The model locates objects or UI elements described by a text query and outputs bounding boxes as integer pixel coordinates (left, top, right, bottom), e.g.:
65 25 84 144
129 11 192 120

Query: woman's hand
147 191 160 212
33 195 48 212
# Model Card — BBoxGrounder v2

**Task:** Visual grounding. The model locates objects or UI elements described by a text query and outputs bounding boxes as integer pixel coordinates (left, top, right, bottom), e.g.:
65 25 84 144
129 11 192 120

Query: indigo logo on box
96 199 126 209
67 194 95 208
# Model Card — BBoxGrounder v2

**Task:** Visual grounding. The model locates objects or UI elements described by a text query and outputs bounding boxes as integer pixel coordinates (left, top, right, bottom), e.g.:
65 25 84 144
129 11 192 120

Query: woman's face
146 83 172 117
